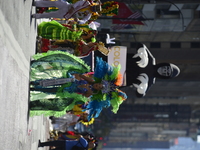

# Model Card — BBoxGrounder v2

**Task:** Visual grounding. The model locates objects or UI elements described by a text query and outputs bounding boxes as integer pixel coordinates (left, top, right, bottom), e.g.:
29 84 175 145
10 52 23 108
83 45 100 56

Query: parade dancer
29 52 127 118
29 51 91 117
38 134 96 150
32 0 102 24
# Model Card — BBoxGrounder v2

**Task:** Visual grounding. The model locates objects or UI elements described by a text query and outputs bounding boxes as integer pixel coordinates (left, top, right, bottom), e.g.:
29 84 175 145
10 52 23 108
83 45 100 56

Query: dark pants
40 140 66 150
30 87 58 93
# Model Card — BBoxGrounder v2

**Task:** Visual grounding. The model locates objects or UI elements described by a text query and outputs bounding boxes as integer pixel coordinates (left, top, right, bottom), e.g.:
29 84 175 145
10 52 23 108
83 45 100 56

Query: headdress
100 1 119 16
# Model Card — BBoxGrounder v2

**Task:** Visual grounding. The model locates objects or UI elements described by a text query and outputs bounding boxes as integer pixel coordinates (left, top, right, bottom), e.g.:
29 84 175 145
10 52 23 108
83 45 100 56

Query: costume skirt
29 51 91 117
38 20 83 41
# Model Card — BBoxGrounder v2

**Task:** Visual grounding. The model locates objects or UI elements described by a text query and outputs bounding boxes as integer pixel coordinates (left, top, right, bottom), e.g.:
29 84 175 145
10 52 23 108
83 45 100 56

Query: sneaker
38 140 43 147
49 116 55 120
32 0 35 6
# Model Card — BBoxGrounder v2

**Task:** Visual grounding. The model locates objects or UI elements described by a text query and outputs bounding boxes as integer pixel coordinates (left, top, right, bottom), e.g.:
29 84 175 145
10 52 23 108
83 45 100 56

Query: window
191 42 200 48
150 42 161 48
156 9 180 19
155 4 171 10
170 42 181 48
182 4 198 9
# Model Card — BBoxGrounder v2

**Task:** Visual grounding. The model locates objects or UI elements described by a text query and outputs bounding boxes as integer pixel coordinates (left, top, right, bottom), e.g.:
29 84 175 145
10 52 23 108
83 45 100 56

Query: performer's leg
39 140 66 148
34 1 60 7
34 1 70 10
30 87 58 94
30 81 39 85
32 1 70 19
32 11 62 19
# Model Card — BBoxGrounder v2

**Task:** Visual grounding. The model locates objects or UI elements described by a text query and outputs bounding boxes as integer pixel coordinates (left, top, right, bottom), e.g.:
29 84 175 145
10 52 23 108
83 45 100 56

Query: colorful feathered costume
86 57 127 120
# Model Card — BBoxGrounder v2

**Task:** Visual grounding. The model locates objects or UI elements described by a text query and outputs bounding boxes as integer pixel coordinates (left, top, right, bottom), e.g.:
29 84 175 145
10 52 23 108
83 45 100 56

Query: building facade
95 1 200 149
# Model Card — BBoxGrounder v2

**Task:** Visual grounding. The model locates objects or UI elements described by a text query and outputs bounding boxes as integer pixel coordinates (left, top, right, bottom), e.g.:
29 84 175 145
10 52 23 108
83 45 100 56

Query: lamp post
155 0 186 31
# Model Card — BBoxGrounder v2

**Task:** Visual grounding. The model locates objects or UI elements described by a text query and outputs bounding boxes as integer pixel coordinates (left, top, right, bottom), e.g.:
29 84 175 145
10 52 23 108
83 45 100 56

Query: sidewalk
28 17 52 150
28 115 53 150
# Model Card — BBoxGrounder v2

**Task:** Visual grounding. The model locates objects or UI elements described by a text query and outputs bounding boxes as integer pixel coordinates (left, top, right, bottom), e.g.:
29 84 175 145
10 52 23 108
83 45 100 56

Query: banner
108 46 127 85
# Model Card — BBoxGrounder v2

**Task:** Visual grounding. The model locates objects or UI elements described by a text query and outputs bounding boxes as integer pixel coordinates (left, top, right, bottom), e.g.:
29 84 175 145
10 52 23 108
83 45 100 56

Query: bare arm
76 84 93 97
79 74 95 84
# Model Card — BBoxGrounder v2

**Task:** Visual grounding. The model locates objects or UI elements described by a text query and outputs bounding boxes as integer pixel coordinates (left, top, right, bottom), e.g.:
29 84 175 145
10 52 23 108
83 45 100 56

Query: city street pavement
0 0 51 150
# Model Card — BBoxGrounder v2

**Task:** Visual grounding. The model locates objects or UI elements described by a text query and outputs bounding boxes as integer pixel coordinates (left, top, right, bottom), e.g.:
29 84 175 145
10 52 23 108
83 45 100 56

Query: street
0 0 50 150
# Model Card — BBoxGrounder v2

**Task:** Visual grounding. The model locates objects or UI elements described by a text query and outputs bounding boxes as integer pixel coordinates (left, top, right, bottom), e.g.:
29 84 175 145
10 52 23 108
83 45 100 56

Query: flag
111 3 144 30
111 24 135 30
124 24 135 29
112 2 144 27
113 10 145 25
111 11 144 30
